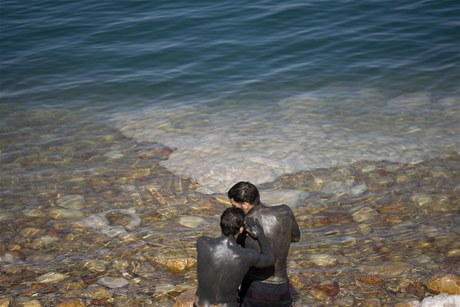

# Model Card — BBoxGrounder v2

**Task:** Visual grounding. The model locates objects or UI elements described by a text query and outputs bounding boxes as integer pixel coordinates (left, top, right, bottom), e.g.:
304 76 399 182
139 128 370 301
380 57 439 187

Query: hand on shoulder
244 217 264 239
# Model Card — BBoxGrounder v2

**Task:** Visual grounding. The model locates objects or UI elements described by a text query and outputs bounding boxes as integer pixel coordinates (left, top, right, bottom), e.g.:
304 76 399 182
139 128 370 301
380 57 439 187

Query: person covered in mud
195 207 275 307
228 181 300 307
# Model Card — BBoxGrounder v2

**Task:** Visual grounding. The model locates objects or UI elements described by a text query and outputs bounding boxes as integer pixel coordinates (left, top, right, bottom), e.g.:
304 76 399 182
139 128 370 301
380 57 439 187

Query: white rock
309 254 337 266
56 195 86 210
420 294 460 307
49 208 83 219
36 272 69 283
98 276 129 288
179 216 205 228
351 184 367 196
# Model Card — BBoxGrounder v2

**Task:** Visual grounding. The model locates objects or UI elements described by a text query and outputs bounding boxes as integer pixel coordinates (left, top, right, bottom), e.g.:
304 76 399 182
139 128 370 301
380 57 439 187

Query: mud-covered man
228 181 300 307
195 207 275 307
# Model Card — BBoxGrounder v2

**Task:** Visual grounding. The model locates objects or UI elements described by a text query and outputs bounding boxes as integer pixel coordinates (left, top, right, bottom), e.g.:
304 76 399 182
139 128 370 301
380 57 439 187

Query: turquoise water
1 0 459 192
1 1 459 107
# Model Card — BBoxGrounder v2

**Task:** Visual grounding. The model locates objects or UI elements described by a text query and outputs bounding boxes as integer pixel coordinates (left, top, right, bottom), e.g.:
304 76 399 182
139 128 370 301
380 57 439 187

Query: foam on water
110 90 460 194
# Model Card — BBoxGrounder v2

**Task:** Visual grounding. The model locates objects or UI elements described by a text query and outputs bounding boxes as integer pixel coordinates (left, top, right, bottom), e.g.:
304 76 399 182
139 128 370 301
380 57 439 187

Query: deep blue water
1 0 459 109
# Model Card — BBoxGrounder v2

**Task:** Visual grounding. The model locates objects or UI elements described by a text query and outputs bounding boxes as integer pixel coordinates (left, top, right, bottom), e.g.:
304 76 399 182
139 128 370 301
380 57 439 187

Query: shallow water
1 108 459 306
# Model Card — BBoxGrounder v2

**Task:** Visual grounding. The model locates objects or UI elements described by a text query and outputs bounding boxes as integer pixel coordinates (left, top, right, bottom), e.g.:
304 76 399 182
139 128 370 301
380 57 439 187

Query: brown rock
310 287 328 300
21 300 42 307
173 288 195 307
0 299 11 307
426 273 460 294
394 301 420 307
152 255 196 273
356 275 385 285
85 286 112 300
311 282 340 300
406 281 426 298
54 299 86 307
316 282 340 296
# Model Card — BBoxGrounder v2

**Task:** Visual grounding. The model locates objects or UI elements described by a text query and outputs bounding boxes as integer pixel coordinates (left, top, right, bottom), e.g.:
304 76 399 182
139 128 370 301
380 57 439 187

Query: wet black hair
220 207 245 236
227 181 260 206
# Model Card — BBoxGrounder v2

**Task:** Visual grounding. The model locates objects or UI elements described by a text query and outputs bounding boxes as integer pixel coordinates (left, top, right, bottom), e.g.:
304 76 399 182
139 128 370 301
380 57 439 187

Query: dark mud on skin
0 107 459 306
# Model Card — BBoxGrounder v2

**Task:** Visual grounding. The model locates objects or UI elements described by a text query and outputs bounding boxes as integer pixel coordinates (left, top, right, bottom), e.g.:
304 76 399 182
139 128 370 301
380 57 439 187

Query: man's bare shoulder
196 236 216 247
261 203 294 215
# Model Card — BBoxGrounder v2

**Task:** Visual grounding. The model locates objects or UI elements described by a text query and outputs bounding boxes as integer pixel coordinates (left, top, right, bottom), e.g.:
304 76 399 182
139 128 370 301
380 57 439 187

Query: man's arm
245 218 275 268
287 206 300 242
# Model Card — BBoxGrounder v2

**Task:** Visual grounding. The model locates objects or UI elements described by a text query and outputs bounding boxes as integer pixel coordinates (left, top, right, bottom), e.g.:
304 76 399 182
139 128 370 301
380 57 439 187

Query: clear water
1 1 459 190
1 2 459 304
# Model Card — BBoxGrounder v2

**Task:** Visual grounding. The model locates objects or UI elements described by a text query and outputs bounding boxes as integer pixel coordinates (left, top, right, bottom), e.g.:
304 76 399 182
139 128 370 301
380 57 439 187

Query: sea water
1 2 460 305
1 0 459 193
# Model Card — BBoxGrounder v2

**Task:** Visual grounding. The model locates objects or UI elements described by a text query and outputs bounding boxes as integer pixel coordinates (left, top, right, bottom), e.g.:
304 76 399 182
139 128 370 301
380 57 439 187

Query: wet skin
241 203 300 283
195 219 275 306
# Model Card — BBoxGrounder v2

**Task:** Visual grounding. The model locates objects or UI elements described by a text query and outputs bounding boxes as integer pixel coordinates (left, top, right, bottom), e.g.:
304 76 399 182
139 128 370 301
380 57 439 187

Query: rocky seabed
1 108 459 306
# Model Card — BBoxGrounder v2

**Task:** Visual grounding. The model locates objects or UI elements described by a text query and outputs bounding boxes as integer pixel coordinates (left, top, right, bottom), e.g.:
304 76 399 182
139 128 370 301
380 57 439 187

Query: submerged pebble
36 272 69 283
426 274 460 295
178 216 206 228
56 195 86 210
97 276 129 289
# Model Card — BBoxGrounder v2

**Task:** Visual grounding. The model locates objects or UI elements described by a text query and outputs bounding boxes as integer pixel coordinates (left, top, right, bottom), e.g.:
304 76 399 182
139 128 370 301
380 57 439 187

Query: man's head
227 181 260 215
220 207 245 236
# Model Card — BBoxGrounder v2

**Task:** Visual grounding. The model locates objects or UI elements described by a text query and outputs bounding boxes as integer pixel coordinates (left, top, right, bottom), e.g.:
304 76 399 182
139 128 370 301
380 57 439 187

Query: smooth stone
82 208 141 236
309 254 338 266
36 272 69 283
83 260 108 273
359 261 409 277
395 301 420 307
2 263 22 275
104 150 124 159
173 288 196 307
154 283 175 294
351 183 368 196
334 296 355 307
85 285 112 300
49 208 83 219
26 254 55 262
310 287 328 300
19 227 42 237
420 294 460 307
320 181 349 194
21 300 42 307
351 207 379 222
178 216 205 228
55 299 86 307
426 274 460 295
411 194 433 207
98 276 129 289
153 255 197 273
101 226 127 237
112 208 141 231
82 214 108 229
56 195 86 210
29 236 59 249
446 249 460 258
0 253 20 263
0 298 11 307
22 208 45 217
